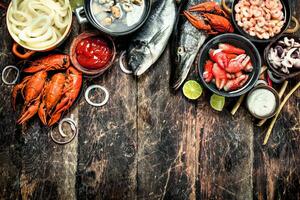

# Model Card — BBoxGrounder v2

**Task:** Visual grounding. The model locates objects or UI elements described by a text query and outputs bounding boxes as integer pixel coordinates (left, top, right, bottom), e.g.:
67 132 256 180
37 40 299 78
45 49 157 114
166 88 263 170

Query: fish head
128 41 153 76
172 45 197 90
175 45 195 71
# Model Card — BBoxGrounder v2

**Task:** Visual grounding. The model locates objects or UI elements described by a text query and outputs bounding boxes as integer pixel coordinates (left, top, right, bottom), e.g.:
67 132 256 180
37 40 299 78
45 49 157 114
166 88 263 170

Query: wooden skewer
257 80 289 127
230 95 245 115
263 81 300 145
0 2 7 9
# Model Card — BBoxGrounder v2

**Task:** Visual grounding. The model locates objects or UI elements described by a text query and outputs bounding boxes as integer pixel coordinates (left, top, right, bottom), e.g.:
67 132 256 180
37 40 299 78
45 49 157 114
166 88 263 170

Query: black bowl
229 0 292 44
198 33 261 97
264 34 300 83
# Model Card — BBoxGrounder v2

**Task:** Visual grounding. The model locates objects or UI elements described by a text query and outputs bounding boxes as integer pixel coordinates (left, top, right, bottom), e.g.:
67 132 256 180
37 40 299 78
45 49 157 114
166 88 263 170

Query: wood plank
253 1 300 199
75 45 138 199
195 99 254 200
137 47 197 199
253 86 300 200
19 17 81 200
0 9 21 199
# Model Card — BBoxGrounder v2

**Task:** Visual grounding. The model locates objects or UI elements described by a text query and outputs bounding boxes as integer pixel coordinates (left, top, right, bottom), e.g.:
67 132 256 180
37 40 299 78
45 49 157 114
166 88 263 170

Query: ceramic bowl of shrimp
222 0 299 43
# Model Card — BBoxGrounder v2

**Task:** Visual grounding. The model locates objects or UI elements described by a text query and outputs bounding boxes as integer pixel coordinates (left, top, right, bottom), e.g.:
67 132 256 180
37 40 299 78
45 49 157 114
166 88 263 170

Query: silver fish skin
171 0 208 90
128 0 176 76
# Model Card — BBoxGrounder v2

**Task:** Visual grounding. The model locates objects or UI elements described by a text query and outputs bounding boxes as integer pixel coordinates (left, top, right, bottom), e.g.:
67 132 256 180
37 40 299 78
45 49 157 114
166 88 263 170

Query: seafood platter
0 0 299 144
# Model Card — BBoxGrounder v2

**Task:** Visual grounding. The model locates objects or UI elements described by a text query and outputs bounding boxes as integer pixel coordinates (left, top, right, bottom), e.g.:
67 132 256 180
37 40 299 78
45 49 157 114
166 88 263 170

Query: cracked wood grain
18 17 81 200
75 47 138 199
76 64 138 199
253 83 300 200
252 1 300 199
136 47 197 200
0 7 20 199
195 102 254 200
0 0 299 199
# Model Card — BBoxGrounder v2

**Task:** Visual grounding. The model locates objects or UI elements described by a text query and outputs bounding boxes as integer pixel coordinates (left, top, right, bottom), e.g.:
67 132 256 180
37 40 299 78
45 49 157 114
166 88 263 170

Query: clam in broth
91 0 145 33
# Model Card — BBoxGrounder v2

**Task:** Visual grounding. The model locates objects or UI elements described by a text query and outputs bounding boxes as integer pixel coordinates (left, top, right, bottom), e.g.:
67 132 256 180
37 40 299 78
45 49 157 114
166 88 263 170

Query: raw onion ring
51 117 77 145
85 85 109 107
1 65 20 85
119 51 133 74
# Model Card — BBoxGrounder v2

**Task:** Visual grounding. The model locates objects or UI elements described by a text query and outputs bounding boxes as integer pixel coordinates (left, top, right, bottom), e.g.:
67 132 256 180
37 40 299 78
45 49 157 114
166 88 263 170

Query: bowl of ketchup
70 32 116 76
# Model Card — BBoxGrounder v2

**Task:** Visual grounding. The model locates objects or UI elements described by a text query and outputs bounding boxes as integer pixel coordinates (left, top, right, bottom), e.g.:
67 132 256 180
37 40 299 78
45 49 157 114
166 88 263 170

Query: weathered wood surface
0 0 299 199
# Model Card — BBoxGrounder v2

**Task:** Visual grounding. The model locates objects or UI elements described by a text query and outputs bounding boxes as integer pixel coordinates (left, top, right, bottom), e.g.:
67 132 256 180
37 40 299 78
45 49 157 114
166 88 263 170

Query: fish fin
149 26 170 44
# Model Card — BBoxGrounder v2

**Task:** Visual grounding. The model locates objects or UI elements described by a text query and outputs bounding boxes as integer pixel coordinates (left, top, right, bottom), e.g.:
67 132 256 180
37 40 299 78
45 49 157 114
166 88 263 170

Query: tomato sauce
75 37 112 69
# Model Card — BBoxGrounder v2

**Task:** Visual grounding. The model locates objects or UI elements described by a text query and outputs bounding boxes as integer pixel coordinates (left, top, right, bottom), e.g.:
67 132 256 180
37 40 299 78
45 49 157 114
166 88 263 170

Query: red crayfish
12 54 82 126
183 2 234 34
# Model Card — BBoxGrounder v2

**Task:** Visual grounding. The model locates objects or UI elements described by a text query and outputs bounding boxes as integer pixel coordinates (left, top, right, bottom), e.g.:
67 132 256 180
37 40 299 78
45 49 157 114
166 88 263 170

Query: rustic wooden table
0 0 299 199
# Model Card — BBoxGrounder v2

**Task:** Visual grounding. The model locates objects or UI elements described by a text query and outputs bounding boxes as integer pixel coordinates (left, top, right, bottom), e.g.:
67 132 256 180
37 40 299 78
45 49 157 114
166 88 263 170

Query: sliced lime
70 0 84 11
210 94 225 111
182 80 203 100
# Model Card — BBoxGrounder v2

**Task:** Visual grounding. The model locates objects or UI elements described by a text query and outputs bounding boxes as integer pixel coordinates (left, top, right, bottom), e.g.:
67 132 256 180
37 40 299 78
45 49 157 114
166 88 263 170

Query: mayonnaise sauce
247 88 277 118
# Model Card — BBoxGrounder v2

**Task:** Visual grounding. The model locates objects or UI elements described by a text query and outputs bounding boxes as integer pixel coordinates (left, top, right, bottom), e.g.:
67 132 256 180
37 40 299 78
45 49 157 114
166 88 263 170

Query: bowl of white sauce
246 85 280 119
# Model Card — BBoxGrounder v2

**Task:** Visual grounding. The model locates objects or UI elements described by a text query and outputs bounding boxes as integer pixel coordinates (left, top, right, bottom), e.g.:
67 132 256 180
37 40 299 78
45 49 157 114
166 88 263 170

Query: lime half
70 0 84 11
210 94 225 111
183 80 203 100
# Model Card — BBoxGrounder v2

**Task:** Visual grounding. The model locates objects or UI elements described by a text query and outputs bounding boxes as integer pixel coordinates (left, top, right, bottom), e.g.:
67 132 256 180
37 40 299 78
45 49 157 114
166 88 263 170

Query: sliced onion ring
1 65 20 85
85 85 109 107
51 117 77 145
119 51 133 74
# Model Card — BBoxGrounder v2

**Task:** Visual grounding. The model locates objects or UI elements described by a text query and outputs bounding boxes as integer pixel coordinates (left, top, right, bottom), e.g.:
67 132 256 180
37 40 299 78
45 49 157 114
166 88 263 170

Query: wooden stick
257 80 289 127
230 95 245 115
230 66 268 115
263 81 300 145
0 2 7 9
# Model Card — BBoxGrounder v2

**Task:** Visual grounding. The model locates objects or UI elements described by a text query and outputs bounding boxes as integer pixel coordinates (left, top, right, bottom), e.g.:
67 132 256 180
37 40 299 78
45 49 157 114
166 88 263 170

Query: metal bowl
75 0 152 37
198 33 261 97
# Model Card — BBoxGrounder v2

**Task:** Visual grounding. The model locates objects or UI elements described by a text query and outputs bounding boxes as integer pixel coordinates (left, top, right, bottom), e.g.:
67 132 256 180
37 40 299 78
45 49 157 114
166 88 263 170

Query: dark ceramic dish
198 33 261 97
222 0 299 43
264 34 300 83
75 0 151 36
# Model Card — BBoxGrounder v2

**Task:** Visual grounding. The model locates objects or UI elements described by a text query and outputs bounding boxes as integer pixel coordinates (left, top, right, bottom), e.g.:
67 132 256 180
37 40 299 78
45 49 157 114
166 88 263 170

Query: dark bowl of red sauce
70 32 116 77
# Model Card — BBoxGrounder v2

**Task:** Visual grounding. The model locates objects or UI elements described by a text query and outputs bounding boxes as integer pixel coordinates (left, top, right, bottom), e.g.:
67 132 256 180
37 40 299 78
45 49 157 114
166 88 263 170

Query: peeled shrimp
249 0 259 5
241 7 252 18
234 0 284 40
271 10 284 20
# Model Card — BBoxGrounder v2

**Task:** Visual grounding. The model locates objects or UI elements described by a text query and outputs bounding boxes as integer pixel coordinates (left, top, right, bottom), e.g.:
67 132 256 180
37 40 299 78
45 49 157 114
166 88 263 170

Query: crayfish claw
183 11 211 31
17 100 40 124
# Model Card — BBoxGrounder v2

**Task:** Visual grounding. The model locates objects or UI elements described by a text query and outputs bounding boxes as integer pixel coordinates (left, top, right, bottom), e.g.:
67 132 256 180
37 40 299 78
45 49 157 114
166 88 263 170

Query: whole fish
127 0 176 76
171 0 208 90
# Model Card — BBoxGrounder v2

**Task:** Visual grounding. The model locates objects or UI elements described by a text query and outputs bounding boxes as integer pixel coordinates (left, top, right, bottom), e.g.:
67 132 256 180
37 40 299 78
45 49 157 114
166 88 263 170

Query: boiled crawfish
23 54 70 73
12 71 47 124
183 2 234 35
12 54 82 126
189 2 229 18
38 73 66 126
48 67 82 126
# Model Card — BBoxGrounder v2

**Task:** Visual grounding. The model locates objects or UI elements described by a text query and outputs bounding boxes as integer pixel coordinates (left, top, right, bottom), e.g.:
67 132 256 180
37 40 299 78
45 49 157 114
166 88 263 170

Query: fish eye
177 47 185 55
